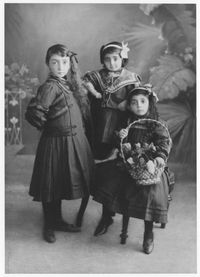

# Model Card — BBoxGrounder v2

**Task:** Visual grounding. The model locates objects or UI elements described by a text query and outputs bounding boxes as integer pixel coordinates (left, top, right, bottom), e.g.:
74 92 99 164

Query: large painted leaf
123 23 166 78
5 4 24 62
124 22 164 43
149 55 196 100
162 10 195 54
157 101 195 163
139 4 161 16
140 4 196 54
162 5 196 49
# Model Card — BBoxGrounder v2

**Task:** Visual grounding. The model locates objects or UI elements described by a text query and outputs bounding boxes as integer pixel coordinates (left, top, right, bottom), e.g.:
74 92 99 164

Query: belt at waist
43 125 77 137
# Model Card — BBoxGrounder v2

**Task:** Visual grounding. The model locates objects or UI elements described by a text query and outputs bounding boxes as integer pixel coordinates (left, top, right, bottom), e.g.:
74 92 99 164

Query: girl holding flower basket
94 84 174 254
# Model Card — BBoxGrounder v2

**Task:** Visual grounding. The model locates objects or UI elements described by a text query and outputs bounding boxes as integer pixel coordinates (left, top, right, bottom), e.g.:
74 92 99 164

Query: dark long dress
93 117 172 223
25 75 94 202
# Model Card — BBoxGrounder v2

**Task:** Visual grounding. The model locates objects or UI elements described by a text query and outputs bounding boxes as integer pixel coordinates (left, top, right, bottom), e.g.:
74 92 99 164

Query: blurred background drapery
5 3 196 166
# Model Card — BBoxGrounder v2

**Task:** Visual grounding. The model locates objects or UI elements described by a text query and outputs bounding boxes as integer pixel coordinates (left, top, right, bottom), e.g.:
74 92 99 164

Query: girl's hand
155 157 165 168
95 92 102 99
119 129 128 139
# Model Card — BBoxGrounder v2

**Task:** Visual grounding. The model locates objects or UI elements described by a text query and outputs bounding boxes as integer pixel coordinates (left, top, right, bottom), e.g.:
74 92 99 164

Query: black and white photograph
3 1 197 274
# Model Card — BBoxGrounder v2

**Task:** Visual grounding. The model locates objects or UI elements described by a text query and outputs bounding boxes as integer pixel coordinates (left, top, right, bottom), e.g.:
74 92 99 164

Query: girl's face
103 51 123 72
48 54 70 78
129 94 149 116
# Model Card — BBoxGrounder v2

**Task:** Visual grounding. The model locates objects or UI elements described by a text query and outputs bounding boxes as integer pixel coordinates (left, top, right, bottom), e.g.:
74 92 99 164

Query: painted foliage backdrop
5 3 196 164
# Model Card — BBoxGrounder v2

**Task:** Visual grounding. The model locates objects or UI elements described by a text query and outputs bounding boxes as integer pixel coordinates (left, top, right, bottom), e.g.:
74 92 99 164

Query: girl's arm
153 121 172 164
83 80 102 99
25 81 57 130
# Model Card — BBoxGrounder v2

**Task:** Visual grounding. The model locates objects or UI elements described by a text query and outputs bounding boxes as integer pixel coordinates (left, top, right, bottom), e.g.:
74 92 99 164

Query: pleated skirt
29 133 94 202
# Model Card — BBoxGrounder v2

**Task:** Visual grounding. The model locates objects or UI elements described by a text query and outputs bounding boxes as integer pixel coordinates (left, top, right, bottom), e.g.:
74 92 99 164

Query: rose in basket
121 141 164 185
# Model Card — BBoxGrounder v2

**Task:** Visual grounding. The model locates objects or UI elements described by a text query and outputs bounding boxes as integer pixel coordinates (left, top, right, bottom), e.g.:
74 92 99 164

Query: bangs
46 44 69 64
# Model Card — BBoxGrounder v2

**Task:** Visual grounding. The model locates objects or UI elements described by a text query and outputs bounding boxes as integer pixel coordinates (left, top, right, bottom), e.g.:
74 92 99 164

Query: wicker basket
120 118 171 186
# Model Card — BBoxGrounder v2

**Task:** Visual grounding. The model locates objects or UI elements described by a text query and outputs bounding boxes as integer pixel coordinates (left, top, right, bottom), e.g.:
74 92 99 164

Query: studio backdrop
5 3 196 165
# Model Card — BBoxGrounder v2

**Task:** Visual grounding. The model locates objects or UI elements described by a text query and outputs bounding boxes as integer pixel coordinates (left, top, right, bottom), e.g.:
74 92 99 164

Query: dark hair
45 44 69 65
127 88 159 120
100 41 128 67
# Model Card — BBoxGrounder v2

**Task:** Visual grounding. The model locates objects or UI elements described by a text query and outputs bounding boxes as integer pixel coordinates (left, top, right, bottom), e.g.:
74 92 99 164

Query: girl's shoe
43 228 56 243
143 231 154 254
94 216 114 236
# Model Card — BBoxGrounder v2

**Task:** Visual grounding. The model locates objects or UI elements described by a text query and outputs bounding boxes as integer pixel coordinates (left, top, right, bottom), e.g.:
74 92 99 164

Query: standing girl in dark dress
83 41 141 236
25 44 94 243
95 85 172 254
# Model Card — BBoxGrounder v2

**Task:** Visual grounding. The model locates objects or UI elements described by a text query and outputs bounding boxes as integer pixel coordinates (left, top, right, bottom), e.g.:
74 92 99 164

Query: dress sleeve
25 81 57 130
83 71 99 88
153 121 172 161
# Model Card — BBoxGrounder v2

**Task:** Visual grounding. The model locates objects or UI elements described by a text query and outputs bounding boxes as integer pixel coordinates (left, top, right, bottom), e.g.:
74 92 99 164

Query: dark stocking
144 220 153 234
42 201 55 229
102 205 115 221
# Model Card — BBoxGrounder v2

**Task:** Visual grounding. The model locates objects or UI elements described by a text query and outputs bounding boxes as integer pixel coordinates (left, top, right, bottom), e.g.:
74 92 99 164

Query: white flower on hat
120 41 130 59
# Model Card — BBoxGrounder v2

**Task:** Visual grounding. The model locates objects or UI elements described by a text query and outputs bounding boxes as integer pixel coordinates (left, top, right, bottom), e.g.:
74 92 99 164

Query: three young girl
25 44 94 243
26 42 173 255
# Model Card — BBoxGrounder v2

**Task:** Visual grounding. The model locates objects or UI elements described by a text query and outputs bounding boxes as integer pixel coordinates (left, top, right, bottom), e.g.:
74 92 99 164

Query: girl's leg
143 220 154 254
42 201 56 243
75 195 90 227
161 194 172 228
53 200 81 232
94 205 114 236
120 213 130 244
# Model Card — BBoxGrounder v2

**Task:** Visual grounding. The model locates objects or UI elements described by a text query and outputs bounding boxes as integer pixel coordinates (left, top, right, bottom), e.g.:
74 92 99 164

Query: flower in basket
122 141 158 175
134 143 143 155
146 160 156 174
121 143 132 158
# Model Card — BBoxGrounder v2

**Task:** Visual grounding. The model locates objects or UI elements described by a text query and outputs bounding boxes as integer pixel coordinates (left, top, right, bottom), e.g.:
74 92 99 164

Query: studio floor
5 146 197 274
